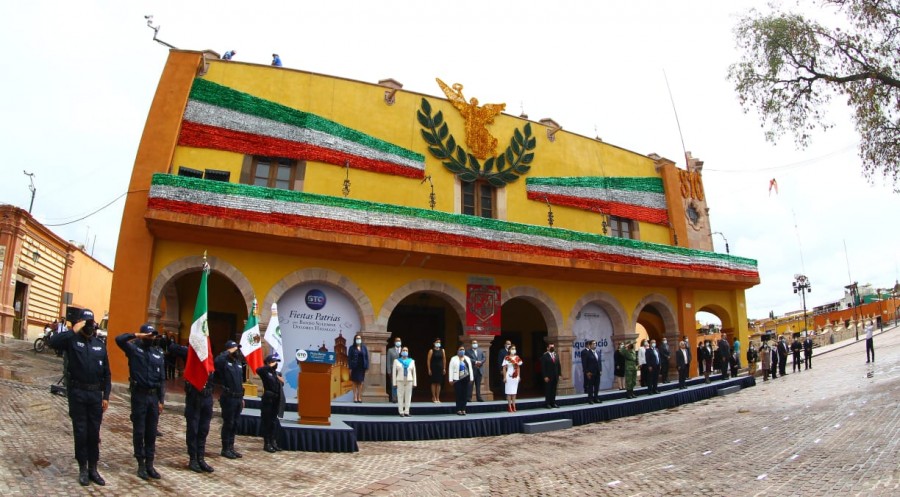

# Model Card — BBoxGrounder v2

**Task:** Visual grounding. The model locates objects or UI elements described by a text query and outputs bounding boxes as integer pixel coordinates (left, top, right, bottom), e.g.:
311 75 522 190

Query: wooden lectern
297 350 335 426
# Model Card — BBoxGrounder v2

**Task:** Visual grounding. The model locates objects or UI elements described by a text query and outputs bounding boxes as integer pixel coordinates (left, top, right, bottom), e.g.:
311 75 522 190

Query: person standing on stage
169 343 215 472
214 340 245 460
623 342 638 399
659 337 671 383
348 334 369 403
701 340 713 383
386 336 402 403
637 339 648 387
392 346 416 417
115 324 166 481
427 338 446 403
645 339 660 394
448 345 473 416
675 340 690 389
580 339 601 404
49 309 111 487
614 342 625 390
465 339 486 402
257 354 284 453
501 344 523 412
540 342 562 408
717 334 731 380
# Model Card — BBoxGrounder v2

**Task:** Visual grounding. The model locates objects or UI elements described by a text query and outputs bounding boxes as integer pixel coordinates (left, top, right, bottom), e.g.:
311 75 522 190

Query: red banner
466 285 501 335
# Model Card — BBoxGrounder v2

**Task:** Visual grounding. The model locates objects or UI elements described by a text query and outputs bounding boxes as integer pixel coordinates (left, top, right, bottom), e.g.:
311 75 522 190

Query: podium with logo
296 349 335 426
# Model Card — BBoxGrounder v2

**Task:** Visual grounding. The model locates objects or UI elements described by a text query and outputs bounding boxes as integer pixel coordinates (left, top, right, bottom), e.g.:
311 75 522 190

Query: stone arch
631 293 680 342
375 280 466 332
260 267 375 332
568 291 630 339
501 286 563 338
695 303 734 333
147 255 255 330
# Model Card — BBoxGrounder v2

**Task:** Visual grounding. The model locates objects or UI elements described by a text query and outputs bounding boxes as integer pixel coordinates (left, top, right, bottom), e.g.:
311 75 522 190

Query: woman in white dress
502 345 523 412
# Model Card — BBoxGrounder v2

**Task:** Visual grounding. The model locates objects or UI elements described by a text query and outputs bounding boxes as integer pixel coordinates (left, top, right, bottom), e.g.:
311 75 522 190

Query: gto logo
305 289 326 310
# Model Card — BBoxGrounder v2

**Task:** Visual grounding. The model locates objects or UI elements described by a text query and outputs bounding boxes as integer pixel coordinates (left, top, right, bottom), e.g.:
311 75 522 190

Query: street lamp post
793 274 812 334
712 232 730 254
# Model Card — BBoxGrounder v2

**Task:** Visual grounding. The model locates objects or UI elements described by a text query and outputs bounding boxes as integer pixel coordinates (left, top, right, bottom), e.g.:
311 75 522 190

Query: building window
461 180 496 218
177 166 204 179
204 169 231 182
608 216 634 239
250 157 304 190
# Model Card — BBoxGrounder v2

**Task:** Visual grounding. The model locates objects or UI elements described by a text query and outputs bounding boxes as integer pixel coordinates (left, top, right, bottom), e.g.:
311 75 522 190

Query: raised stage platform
238 374 756 453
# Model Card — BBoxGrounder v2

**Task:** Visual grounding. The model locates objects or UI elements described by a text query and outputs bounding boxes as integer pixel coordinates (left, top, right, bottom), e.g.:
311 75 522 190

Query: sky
1 0 897 321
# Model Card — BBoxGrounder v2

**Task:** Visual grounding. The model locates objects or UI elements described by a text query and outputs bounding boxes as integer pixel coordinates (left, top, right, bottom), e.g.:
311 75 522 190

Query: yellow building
108 50 759 400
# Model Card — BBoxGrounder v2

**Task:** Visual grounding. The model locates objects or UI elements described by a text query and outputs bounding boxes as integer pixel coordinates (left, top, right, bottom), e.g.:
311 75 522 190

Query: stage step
523 419 573 434
717 385 741 396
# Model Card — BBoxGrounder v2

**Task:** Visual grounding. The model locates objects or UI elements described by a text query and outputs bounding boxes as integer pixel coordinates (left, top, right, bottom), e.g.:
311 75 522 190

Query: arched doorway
495 297 548 398
386 291 464 401
696 305 732 337
165 271 248 357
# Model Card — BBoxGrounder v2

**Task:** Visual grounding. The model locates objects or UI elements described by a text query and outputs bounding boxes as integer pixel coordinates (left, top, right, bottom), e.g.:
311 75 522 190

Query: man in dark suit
644 339 660 394
770 340 780 379
696 340 705 377
580 340 601 404
675 340 690 389
803 335 813 369
717 334 731 380
540 342 562 408
465 339 486 402
496 339 511 391
659 338 671 383
777 337 789 376
682 336 692 377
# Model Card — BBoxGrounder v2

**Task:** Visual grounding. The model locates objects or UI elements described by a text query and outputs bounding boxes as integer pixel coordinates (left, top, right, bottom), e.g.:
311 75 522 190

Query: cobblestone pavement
0 328 896 496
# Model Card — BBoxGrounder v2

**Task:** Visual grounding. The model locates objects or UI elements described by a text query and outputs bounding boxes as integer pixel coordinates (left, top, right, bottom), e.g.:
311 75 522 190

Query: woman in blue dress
347 334 369 403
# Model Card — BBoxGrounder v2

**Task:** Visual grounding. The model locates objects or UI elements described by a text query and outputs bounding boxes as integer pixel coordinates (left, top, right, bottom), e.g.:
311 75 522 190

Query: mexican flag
264 303 284 372
240 299 264 371
184 260 215 391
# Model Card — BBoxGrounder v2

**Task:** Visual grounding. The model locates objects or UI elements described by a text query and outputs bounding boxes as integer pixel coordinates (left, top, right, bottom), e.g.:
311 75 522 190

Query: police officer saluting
49 309 111 486
115 324 166 481
257 354 284 453
215 340 245 459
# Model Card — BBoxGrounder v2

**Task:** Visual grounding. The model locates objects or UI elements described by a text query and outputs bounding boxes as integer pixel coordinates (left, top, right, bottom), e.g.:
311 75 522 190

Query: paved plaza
0 328 897 496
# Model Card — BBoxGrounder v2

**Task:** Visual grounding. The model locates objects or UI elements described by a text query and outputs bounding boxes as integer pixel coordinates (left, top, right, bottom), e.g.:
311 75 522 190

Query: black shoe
88 465 106 486
189 457 203 473
78 466 89 486
137 459 149 480
197 457 214 473
264 444 276 453
552 404 560 408
146 459 161 479
231 448 242 459
588 399 594 404
477 398 484 402
221 449 238 460
273 443 283 452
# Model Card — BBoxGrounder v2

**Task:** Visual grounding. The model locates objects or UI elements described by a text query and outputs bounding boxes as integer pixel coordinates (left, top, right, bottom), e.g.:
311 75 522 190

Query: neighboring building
108 50 759 400
0 205 113 340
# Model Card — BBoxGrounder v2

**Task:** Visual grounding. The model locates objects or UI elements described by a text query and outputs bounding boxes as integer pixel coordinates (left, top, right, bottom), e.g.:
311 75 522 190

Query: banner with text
572 303 614 393
277 283 359 402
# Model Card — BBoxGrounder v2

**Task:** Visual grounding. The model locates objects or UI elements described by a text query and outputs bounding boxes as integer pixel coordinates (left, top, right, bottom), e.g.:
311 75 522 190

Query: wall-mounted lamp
420 175 436 210
32 250 40 263
342 161 351 197
712 231 730 254
539 118 562 143
545 197 554 227
378 78 403 106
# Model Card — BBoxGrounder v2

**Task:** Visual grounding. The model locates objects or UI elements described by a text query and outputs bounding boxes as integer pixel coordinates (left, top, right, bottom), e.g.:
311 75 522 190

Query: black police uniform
115 332 166 479
214 349 245 458
256 362 284 452
49 319 111 486
170 344 215 472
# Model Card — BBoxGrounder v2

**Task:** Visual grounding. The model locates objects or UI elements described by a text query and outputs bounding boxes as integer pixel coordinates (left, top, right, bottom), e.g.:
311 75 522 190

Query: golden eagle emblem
436 78 506 160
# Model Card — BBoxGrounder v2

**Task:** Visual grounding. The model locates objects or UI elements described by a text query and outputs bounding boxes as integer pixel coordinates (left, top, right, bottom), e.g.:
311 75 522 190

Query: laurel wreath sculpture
418 98 536 187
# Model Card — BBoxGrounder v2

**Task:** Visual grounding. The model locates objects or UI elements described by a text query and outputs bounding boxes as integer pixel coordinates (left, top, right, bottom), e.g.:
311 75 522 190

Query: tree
728 0 900 190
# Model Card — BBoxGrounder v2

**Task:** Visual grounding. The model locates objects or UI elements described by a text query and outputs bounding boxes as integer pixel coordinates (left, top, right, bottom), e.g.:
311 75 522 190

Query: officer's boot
78 462 90 486
136 457 149 480
197 446 214 473
87 462 106 486
221 442 237 459
264 437 275 453
231 444 243 458
188 454 203 473
145 457 161 479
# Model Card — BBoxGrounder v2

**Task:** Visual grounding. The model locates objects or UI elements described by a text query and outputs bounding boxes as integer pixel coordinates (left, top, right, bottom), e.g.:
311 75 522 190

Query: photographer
49 309 111 487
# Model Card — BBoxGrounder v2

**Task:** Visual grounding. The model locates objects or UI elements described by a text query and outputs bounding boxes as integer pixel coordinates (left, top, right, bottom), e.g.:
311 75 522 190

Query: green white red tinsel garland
526 177 669 225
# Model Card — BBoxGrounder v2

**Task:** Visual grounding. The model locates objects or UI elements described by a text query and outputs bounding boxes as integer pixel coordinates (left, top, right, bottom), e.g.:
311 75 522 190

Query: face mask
355 339 362 345
509 349 516 355
401 351 408 358
434 343 441 349
395 342 401 347
651 344 656 349
472 343 478 349
458 350 465 356
662 341 667 345
549 347 555 352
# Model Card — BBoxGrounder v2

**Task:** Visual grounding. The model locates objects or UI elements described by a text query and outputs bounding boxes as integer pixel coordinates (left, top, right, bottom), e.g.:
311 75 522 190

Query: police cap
140 324 158 335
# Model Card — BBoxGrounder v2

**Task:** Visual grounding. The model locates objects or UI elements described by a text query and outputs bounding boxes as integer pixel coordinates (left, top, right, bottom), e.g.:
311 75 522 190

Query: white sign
572 303 614 392
277 283 360 402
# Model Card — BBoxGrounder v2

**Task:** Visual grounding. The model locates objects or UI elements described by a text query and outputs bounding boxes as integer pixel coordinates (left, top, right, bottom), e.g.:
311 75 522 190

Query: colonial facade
108 50 759 400
0 205 113 340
